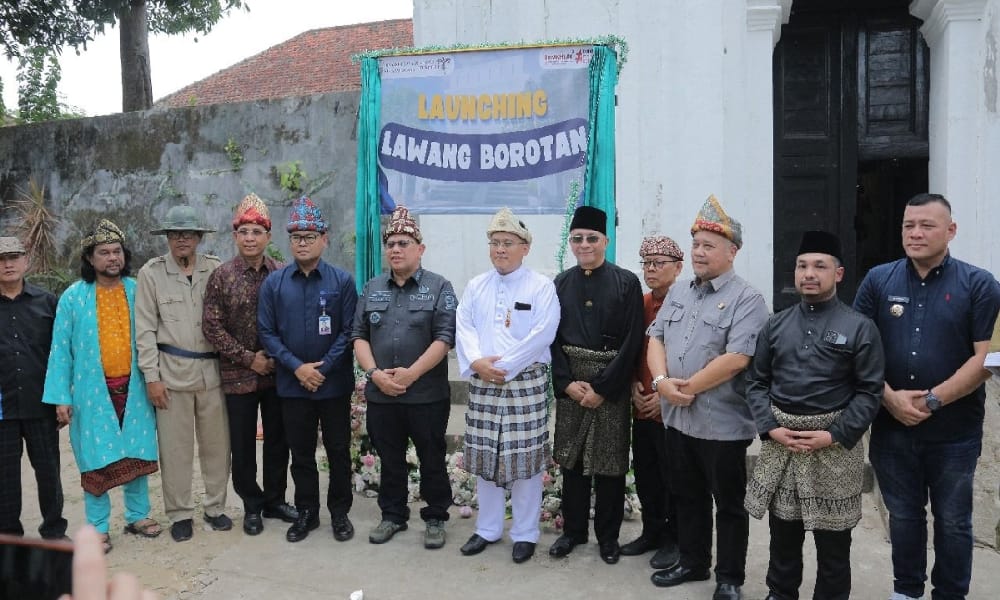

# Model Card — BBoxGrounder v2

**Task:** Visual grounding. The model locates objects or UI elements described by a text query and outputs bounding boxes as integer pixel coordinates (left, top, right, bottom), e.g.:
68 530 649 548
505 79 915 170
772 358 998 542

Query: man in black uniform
744 230 884 600
548 206 644 565
0 237 67 540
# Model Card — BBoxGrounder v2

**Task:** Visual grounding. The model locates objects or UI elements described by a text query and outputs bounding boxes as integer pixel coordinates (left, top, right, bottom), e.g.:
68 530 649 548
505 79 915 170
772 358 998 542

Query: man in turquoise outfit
43 219 161 552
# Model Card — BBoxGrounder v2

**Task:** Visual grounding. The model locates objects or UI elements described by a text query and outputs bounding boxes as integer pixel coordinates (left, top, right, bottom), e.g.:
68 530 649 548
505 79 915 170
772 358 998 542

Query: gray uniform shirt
647 269 769 441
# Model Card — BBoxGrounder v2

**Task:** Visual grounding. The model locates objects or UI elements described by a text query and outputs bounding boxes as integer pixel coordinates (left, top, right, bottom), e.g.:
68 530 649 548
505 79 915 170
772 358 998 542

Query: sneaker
424 519 446 549
369 519 407 544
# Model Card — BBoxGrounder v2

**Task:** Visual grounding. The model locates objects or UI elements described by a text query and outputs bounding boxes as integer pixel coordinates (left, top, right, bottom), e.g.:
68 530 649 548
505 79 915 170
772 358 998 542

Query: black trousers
226 389 290 513
666 427 751 585
0 417 67 538
766 514 852 600
560 460 626 546
281 396 352 518
366 400 451 523
632 418 677 544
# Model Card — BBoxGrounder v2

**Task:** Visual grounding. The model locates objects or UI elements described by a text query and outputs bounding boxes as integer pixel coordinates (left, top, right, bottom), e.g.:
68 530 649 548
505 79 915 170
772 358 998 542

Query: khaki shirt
135 252 222 391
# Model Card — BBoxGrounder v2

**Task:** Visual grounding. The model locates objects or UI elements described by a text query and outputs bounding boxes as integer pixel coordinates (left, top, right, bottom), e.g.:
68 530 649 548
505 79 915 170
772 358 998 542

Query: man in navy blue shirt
854 193 1000 600
258 197 358 544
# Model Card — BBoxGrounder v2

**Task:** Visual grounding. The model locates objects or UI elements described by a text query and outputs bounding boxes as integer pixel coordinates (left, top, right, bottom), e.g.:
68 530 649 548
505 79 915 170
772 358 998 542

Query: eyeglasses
290 233 321 246
385 239 415 249
639 259 681 270
487 240 526 249
569 234 602 245
166 231 199 241
236 228 267 238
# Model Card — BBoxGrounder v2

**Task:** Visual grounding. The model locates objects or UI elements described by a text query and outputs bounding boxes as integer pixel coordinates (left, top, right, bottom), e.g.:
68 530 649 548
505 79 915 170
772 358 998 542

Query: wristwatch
651 375 667 393
365 367 379 381
925 390 942 412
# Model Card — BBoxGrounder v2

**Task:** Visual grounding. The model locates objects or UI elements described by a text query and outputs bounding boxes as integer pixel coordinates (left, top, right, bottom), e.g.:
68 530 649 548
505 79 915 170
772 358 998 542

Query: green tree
16 46 62 123
0 1 248 112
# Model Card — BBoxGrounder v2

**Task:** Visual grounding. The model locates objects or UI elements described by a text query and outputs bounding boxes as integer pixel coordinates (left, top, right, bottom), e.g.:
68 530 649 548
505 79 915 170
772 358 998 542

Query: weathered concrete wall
0 91 361 272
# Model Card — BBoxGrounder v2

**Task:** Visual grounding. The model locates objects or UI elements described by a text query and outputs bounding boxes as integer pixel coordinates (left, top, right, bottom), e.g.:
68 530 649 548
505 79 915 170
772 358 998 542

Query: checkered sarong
464 363 549 489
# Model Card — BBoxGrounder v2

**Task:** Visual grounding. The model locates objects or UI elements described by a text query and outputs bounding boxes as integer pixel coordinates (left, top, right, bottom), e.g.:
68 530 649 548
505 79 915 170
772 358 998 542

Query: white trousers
475 473 543 543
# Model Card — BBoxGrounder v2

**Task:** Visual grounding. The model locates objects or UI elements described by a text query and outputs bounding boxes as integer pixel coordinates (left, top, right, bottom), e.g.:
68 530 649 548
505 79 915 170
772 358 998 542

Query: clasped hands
565 380 605 409
294 362 326 393
656 377 695 407
369 365 419 397
768 427 834 453
883 387 933 426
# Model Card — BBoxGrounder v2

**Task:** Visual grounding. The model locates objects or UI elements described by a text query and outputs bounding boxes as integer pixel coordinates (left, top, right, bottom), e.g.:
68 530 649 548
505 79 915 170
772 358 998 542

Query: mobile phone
0 533 73 600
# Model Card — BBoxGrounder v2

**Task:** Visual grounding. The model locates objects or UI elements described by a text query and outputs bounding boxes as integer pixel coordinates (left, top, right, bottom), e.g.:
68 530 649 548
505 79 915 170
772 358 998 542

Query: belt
157 343 219 360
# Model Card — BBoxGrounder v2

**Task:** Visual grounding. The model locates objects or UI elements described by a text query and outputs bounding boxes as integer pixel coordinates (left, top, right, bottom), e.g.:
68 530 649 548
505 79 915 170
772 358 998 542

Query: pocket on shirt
364 300 389 328
157 295 186 322
407 301 435 328
509 306 532 339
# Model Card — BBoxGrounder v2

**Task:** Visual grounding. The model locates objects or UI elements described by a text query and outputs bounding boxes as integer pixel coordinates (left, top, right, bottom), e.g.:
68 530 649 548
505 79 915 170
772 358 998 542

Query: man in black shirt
745 231 884 600
0 237 67 540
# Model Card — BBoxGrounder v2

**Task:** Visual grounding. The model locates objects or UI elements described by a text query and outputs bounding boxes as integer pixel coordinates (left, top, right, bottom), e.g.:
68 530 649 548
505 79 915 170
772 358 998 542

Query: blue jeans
869 428 981 600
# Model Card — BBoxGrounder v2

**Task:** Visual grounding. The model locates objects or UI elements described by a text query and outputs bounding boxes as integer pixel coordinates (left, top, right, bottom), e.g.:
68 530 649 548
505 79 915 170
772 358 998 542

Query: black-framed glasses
639 259 681 269
569 234 602 245
385 239 415 249
290 233 321 246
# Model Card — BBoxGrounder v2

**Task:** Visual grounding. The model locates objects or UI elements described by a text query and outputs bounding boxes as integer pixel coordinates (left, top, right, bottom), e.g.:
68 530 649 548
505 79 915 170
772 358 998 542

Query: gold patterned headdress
232 193 271 231
690 194 743 248
81 219 125 249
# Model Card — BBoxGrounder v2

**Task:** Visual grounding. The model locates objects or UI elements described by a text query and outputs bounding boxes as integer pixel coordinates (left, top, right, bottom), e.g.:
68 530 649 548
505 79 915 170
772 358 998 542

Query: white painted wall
411 0 785 302
407 0 1000 301
910 0 999 278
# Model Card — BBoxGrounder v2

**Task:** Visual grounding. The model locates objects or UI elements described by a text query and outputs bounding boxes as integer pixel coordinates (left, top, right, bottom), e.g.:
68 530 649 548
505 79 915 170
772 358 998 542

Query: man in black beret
744 231 885 600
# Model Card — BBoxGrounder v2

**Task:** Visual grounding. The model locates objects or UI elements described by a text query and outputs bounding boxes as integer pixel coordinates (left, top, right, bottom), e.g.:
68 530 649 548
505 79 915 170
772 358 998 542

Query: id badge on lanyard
318 295 332 335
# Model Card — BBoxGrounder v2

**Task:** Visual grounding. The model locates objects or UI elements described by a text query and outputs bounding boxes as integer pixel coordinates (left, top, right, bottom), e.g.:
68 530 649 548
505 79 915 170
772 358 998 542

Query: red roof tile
156 19 413 108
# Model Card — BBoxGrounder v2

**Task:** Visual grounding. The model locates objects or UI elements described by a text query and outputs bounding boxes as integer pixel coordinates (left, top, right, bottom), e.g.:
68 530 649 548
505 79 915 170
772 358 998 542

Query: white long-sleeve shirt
456 265 560 381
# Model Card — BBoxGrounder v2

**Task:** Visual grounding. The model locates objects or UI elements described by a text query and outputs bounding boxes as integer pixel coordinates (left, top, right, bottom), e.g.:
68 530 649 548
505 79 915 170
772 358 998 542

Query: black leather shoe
203 513 233 531
512 541 535 564
649 540 680 569
599 541 621 564
548 534 584 558
285 509 319 543
712 583 742 600
331 514 354 542
170 519 193 543
243 512 263 536
650 564 711 587
262 502 299 523
620 534 659 556
460 534 497 556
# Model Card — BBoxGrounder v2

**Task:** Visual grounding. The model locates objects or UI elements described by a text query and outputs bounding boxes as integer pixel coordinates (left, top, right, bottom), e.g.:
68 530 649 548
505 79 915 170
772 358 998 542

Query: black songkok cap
797 230 842 262
569 206 607 235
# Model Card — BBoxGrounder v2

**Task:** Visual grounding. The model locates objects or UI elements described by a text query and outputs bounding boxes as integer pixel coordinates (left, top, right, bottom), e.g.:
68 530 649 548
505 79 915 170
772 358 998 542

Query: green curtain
583 45 619 263
355 57 382 293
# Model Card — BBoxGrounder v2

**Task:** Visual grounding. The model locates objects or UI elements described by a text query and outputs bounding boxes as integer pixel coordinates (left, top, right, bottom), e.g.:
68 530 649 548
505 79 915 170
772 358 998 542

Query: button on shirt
854 254 1000 440
259 260 357 400
647 270 770 441
351 268 456 404
0 283 57 420
455 266 560 379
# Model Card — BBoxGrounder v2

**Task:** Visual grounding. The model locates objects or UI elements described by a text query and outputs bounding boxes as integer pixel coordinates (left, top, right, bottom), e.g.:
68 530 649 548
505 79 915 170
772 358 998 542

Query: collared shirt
634 291 666 423
202 254 283 395
550 261 645 401
0 282 57 420
648 269 769 441
135 253 222 391
259 260 357 400
456 265 560 379
351 268 457 404
854 254 1000 441
746 297 884 449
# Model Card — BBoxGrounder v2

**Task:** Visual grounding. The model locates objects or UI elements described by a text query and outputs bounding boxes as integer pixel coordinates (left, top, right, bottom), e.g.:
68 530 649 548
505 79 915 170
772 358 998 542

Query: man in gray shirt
352 206 457 550
646 195 769 600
